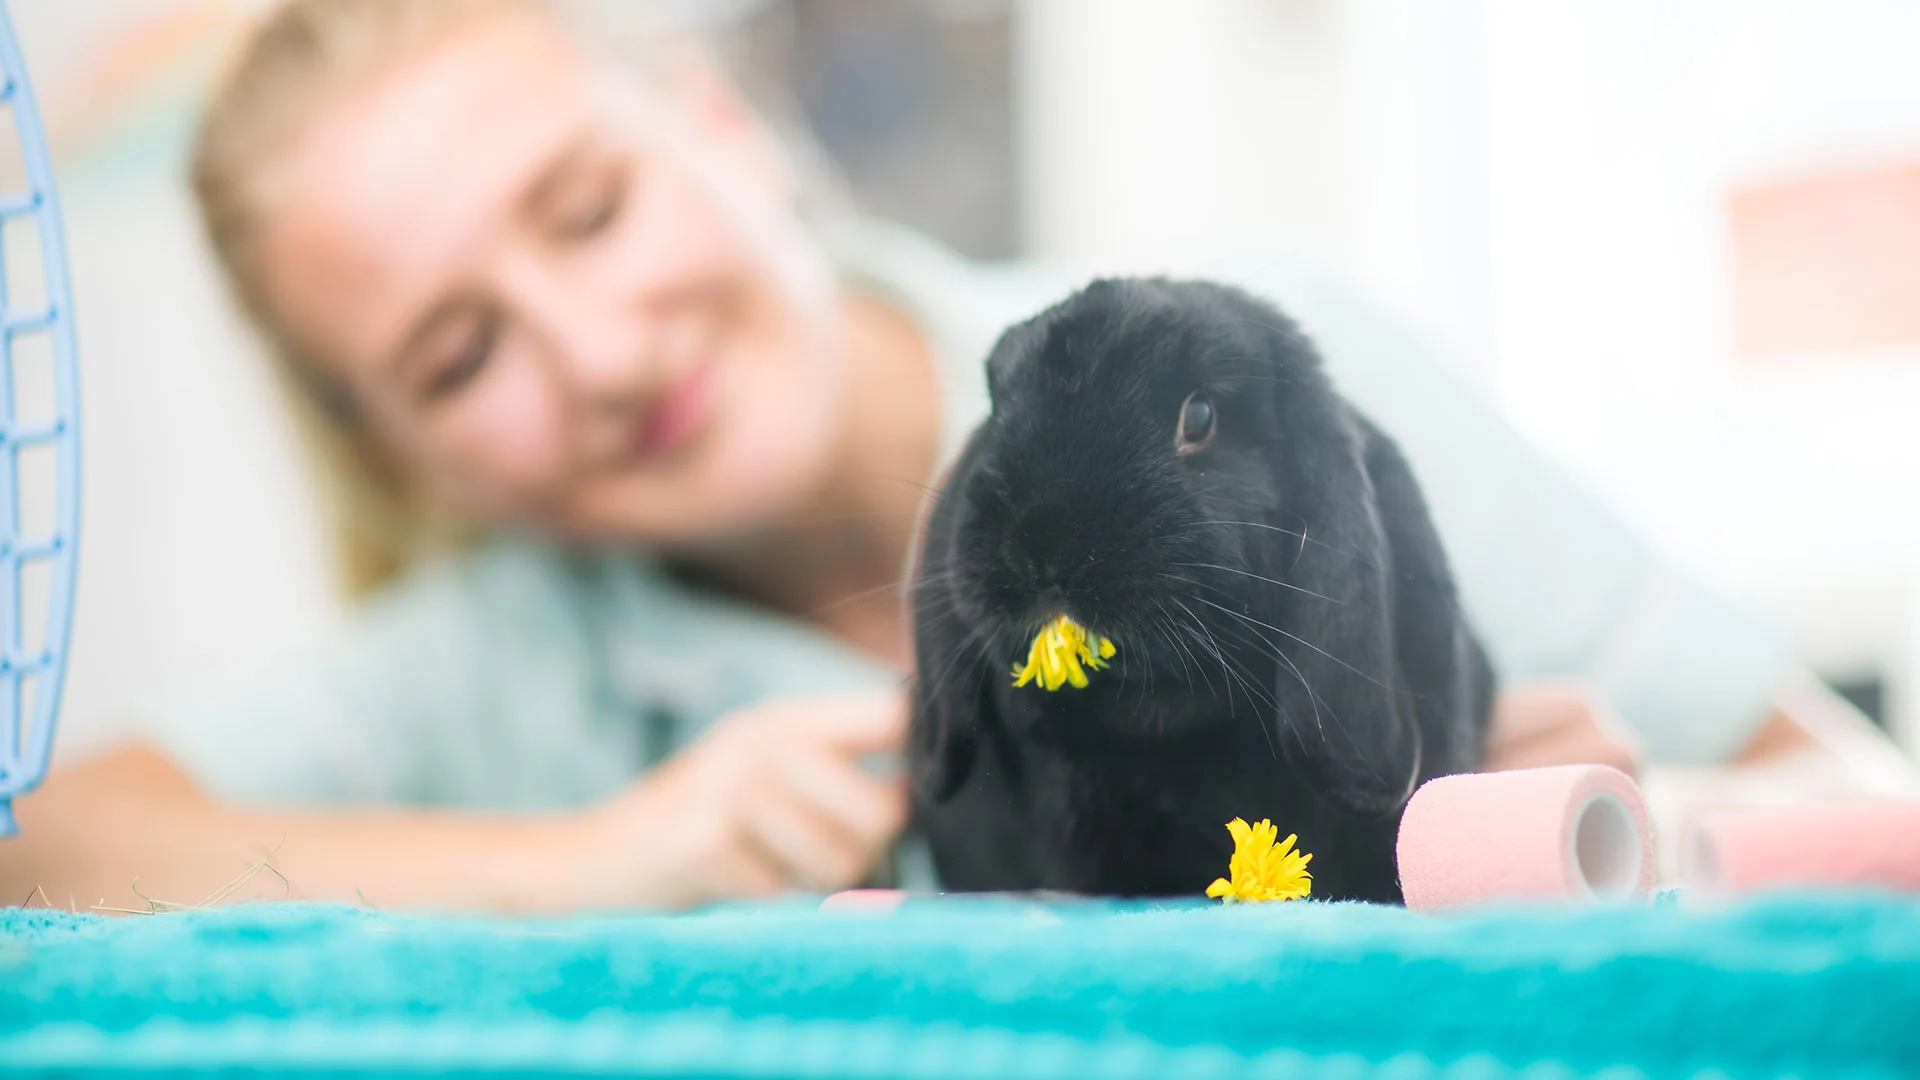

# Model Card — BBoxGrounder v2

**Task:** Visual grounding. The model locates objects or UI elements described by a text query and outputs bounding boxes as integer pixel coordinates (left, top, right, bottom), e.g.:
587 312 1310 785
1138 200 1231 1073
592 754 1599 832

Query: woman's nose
514 270 657 407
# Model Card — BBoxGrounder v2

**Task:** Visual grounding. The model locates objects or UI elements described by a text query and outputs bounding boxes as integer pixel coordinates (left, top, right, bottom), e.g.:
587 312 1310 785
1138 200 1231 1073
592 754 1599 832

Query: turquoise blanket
2 894 1917 1078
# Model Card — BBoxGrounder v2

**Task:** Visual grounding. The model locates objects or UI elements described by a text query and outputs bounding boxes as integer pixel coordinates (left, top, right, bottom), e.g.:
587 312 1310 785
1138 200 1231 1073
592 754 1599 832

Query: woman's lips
631 355 720 461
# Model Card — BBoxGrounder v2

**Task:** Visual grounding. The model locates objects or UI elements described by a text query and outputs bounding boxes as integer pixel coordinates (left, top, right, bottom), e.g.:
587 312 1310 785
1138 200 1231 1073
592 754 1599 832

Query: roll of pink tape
1397 765 1656 910
1684 800 1920 895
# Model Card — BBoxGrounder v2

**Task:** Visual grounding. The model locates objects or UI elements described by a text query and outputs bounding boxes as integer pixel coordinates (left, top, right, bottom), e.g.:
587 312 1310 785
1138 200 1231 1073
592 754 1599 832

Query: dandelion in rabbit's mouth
1012 614 1117 690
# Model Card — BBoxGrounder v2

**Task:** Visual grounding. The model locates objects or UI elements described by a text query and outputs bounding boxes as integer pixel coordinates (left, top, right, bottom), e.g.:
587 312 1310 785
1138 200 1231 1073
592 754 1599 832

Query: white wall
1016 0 1920 743
1029 0 1920 745
10 0 1920 760
54 159 335 754
1015 0 1495 371
3 4 340 759
1476 0 1920 742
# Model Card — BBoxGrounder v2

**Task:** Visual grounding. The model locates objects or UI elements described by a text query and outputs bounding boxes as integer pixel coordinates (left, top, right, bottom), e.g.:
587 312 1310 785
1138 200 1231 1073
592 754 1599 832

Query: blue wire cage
0 3 82 838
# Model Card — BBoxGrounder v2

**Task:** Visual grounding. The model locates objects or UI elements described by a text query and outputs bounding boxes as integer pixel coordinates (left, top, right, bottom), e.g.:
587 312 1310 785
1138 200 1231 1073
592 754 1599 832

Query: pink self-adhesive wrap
1397 765 1657 910
1684 800 1920 895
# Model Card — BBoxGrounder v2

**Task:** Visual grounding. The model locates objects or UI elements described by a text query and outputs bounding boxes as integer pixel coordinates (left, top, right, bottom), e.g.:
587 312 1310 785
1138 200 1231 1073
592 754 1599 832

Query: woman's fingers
739 724 908 891
673 692 911 895
778 741 909 851
738 776 877 891
1490 727 1641 777
703 833 789 900
1485 682 1644 778
1489 681 1598 743
790 692 909 755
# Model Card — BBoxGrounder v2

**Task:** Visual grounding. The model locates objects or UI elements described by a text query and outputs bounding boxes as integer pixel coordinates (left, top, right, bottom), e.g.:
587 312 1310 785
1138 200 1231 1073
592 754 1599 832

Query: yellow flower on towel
1207 818 1313 903
1011 614 1117 690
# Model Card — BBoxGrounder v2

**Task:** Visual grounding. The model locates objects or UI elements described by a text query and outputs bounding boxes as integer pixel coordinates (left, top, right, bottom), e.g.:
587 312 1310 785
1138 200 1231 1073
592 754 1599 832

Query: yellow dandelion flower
1011 614 1117 691
1206 817 1313 903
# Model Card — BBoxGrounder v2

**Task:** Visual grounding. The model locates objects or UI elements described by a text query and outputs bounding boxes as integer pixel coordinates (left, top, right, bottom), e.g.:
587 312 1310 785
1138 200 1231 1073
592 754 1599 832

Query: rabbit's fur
909 279 1494 903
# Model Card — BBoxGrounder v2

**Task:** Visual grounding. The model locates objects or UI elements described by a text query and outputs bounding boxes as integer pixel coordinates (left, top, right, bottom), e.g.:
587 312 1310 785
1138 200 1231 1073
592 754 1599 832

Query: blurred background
5 0 1917 755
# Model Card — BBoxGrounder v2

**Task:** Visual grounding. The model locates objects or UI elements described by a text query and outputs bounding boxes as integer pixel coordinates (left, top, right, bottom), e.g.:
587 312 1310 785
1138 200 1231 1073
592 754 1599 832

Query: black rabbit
908 278 1495 903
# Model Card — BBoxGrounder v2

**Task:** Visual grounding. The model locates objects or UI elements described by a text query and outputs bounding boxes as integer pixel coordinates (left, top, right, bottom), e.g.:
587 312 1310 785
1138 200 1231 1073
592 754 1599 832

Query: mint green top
147 222 1792 813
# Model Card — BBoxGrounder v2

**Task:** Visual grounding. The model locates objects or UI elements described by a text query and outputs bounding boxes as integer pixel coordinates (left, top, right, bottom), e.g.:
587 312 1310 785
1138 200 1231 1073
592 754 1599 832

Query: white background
7 0 1917 757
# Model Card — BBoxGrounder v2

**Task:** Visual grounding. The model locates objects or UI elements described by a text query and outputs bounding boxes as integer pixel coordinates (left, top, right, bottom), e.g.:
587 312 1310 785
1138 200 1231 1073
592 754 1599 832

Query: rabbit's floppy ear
1219 295 1426 815
1356 414 1494 778
908 559 987 802
909 653 983 804
1266 405 1424 813
906 450 985 804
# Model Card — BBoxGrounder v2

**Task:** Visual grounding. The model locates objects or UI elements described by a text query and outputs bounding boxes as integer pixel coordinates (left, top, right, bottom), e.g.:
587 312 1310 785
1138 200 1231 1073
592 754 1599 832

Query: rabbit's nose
1004 546 1055 587
1022 538 1083 591
1009 498 1096 587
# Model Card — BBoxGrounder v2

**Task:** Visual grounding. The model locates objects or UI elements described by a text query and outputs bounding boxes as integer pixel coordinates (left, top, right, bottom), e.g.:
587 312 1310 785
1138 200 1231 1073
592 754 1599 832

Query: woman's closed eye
420 308 501 402
551 161 628 241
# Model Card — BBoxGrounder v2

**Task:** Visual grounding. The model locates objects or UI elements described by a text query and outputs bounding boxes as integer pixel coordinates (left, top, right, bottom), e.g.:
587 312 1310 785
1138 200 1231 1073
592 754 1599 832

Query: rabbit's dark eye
1177 392 1216 454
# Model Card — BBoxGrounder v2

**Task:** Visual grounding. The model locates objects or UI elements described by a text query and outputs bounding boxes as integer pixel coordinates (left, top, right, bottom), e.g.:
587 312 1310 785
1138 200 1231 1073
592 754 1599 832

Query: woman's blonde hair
190 0 659 597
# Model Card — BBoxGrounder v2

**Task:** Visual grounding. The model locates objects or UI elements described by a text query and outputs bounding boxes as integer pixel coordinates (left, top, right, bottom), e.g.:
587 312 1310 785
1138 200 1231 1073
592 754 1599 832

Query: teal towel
2 894 1917 1078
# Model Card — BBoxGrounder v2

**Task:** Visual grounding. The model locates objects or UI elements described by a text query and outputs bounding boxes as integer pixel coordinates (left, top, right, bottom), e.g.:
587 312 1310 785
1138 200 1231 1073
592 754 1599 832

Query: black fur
909 279 1495 903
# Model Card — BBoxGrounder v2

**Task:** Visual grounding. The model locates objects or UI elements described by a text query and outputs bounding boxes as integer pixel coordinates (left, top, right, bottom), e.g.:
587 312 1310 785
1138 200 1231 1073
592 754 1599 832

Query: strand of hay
87 840 291 916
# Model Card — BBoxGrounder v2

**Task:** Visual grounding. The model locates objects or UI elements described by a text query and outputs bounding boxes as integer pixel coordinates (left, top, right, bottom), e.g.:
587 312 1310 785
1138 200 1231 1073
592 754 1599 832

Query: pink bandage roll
1397 765 1656 910
1683 800 1920 895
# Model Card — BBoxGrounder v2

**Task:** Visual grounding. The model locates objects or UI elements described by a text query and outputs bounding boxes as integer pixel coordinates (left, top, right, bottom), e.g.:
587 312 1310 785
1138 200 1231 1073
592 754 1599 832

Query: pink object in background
819 889 909 913
1683 801 1920 895
1729 159 1920 364
1397 765 1657 911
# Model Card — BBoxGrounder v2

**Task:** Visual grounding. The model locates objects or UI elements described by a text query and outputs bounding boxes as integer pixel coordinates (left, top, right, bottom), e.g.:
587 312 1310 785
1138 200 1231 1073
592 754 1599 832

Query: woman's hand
585 691 910 909
1481 681 1644 778
4 701 908 917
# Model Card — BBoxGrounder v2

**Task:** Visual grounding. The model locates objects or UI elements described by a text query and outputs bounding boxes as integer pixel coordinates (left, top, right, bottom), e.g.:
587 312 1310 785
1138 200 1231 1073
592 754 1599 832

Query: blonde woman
4 0 1903 912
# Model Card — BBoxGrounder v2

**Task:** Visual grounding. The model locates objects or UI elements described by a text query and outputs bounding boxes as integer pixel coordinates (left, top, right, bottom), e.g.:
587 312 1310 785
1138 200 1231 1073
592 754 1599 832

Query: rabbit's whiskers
1207 617 1306 759
1182 589 1408 790
1165 573 1337 748
813 571 948 618
1183 519 1356 561
1188 592 1403 697
918 597 992 710
1150 600 1203 698
1166 597 1240 710
1164 597 1281 759
1203 603 1331 758
1172 561 1344 605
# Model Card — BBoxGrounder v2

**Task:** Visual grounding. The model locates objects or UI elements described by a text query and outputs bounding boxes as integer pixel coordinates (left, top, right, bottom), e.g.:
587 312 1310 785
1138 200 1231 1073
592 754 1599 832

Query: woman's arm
3 744 590 913
1736 676 1920 792
2 693 908 914
1481 681 1645 777
1484 675 1918 788
1485 673 1919 879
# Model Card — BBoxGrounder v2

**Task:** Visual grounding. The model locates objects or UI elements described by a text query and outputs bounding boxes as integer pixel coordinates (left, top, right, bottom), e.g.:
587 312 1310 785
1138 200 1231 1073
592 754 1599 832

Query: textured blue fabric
2 894 1917 1078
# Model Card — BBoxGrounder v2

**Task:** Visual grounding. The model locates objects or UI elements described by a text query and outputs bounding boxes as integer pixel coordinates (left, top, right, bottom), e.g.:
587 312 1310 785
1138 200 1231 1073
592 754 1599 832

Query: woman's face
259 17 843 547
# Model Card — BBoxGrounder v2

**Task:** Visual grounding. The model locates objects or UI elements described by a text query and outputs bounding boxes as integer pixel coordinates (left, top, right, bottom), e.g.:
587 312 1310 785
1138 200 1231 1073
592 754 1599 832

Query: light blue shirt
147 221 1793 812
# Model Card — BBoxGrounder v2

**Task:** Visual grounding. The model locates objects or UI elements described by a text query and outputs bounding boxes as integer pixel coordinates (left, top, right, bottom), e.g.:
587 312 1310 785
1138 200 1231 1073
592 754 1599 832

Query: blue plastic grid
0 3 81 838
